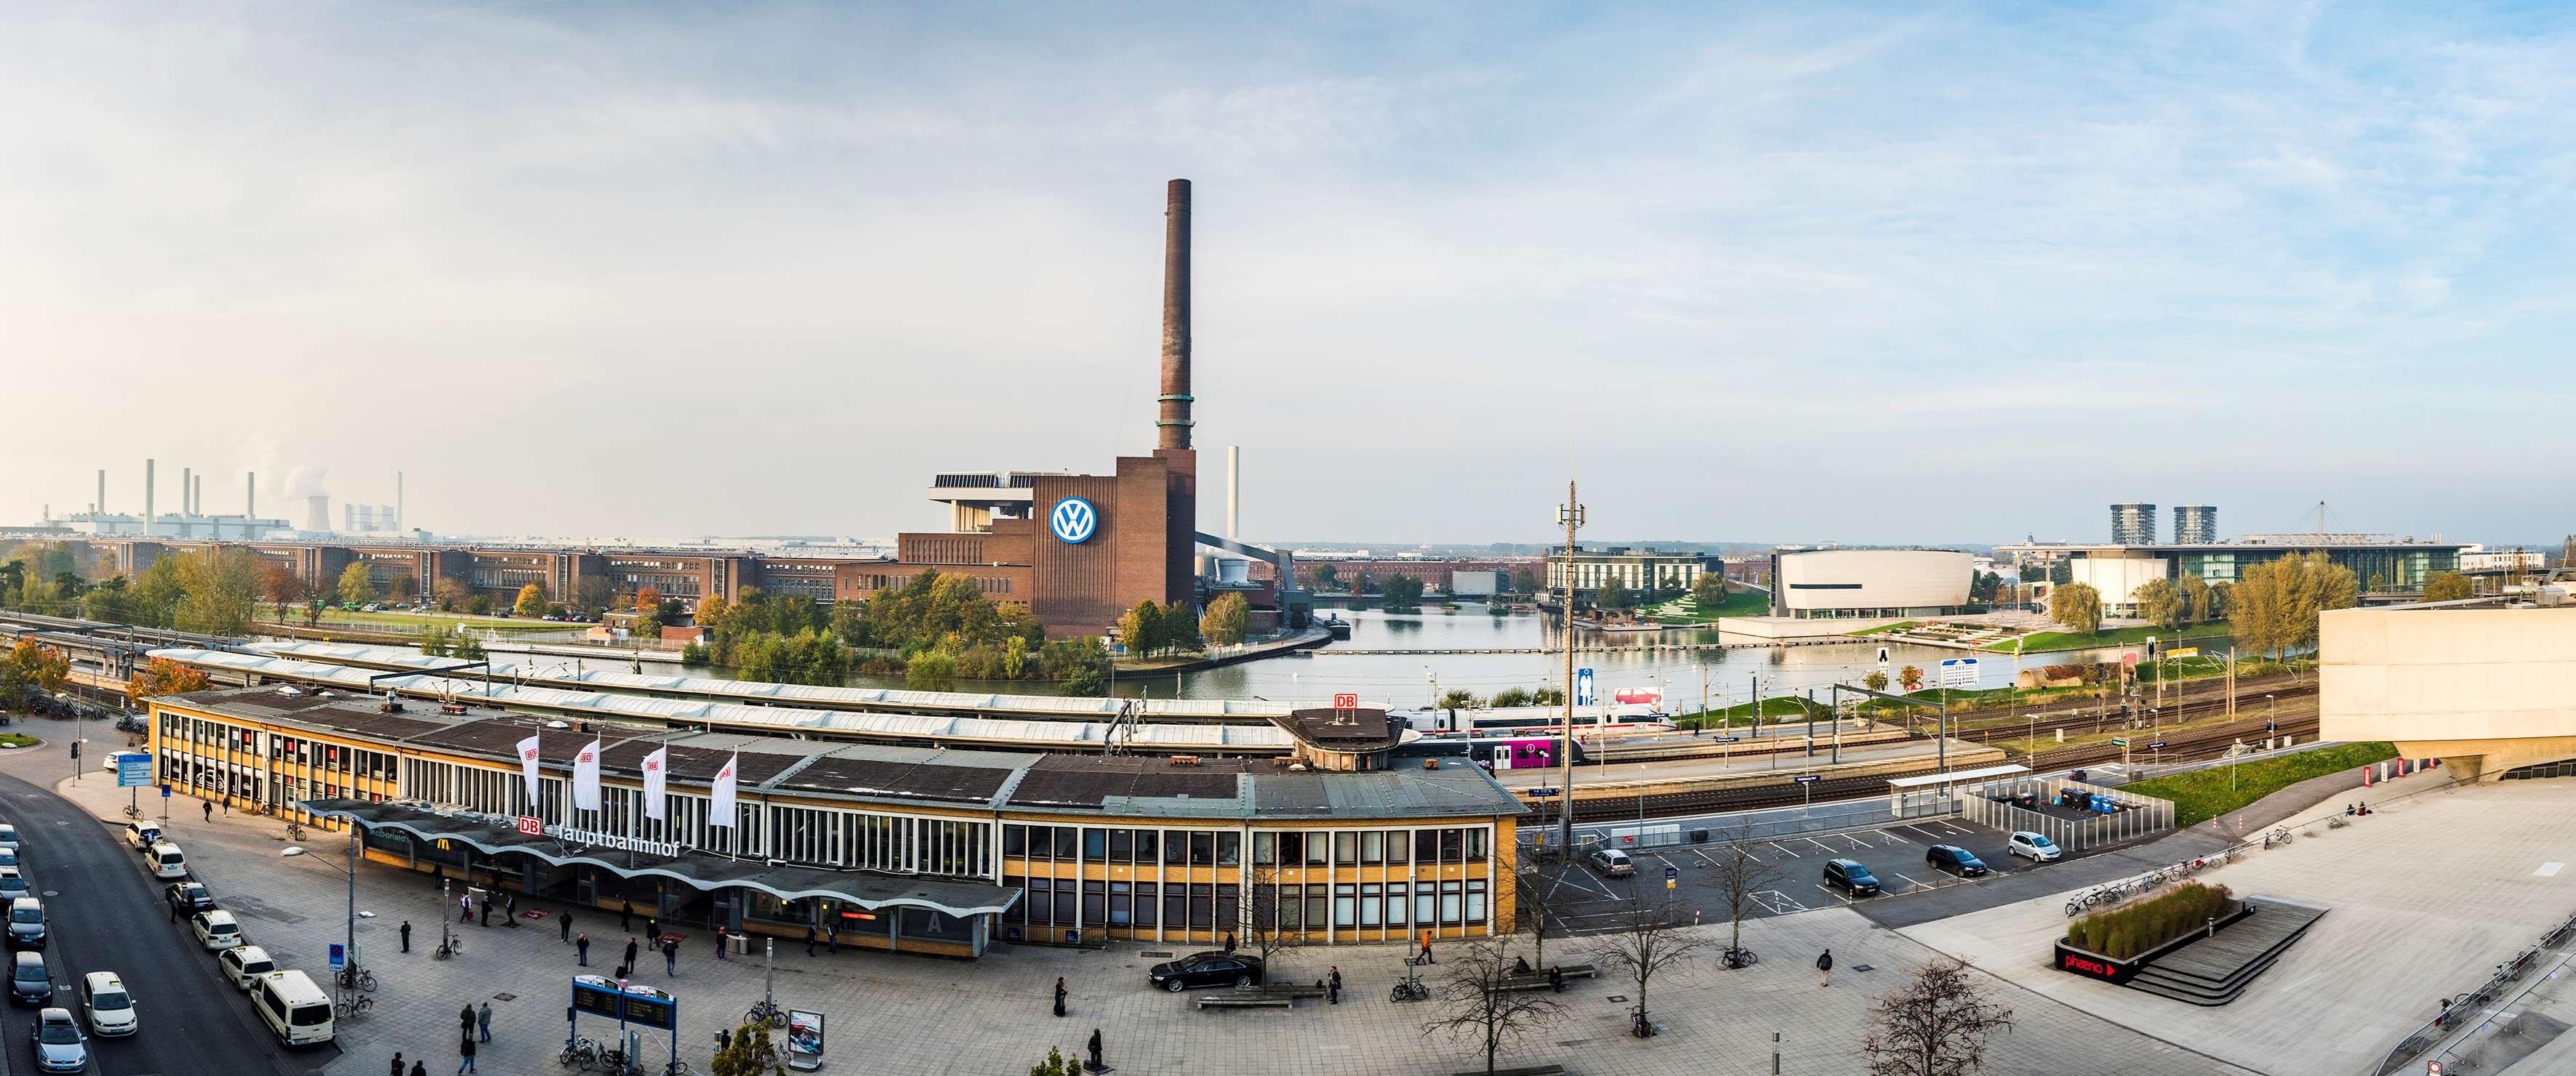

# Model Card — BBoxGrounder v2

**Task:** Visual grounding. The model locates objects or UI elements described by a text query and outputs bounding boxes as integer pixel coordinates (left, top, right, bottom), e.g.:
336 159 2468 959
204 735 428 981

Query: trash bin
729 931 752 955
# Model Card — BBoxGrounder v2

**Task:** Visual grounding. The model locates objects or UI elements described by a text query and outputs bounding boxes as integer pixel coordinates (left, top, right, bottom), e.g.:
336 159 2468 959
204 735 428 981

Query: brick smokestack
1157 178 1193 451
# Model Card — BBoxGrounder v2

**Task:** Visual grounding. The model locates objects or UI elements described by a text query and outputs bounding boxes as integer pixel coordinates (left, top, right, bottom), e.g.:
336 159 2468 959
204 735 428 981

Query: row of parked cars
0 822 119 1074
1576 829 2065 899
120 822 332 1048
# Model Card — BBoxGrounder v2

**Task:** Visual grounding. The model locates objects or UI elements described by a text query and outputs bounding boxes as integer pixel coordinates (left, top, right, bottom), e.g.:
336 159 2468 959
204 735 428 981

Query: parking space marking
1892 871 1931 891
1767 842 1803 859
1874 828 1917 845
1815 883 1850 904
1901 824 1950 843
1802 837 1838 854
1558 872 1617 899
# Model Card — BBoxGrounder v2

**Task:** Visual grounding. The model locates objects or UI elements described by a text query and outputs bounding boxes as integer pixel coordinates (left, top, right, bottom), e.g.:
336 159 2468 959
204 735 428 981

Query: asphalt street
0 764 330 1076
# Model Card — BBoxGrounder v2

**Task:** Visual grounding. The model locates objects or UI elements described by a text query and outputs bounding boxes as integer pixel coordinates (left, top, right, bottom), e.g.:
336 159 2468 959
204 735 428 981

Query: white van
146 841 187 880
251 970 333 1046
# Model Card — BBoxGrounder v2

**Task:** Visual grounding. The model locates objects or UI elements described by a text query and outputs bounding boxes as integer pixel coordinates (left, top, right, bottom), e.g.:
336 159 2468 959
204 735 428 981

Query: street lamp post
282 822 368 983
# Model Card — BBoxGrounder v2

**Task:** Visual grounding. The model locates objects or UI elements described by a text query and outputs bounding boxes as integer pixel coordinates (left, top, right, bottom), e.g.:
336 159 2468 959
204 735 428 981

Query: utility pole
1557 481 1584 856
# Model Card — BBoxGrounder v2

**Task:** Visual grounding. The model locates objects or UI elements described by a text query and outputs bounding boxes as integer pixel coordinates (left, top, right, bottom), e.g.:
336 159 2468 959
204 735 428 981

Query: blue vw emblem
1050 497 1099 544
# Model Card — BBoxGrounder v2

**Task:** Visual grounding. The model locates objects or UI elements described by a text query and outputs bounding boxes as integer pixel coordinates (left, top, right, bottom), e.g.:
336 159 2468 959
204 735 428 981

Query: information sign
1938 658 1979 691
114 753 151 788
785 1011 825 1071
1792 774 1821 784
1333 693 1359 710
1574 668 1596 707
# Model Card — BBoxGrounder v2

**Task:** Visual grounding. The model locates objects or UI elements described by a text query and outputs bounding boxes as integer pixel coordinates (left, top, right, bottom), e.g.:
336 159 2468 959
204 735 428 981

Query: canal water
783 604 2208 706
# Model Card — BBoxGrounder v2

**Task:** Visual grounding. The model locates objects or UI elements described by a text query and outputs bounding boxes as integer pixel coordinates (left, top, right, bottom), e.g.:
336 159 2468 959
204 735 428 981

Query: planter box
2054 902 2255 985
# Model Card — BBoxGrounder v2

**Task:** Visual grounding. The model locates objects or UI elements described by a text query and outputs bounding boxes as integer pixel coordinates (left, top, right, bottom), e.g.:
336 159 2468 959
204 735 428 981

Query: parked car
2007 831 2063 862
0 848 16 870
164 882 216 914
29 1006 84 1072
0 871 29 902
7 899 44 949
0 825 20 852
123 822 161 853
1586 847 1636 878
8 952 50 1005
1146 952 1265 992
217 945 277 990
189 910 243 951
1822 858 1882 897
1925 845 1991 878
76 973 134 1037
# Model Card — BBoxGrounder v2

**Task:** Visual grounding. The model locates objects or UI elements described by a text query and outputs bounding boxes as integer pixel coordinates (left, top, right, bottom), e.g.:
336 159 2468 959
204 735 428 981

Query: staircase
2126 897 2330 1006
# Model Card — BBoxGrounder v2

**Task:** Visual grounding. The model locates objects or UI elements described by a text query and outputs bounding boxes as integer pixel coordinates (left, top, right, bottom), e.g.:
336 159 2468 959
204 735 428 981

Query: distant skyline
8 2 2575 546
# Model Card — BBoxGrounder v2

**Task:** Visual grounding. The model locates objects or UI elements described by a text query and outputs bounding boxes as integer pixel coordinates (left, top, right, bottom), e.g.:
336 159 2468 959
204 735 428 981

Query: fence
1956 774 2175 851
1575 795 1959 852
2375 905 2576 1075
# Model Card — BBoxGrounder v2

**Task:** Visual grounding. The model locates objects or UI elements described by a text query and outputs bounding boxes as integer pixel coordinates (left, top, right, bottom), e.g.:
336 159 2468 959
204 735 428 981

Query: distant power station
45 460 408 540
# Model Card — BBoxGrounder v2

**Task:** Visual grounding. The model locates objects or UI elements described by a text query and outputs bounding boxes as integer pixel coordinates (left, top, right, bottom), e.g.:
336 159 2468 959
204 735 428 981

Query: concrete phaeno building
1768 549 1973 619
2321 603 2576 781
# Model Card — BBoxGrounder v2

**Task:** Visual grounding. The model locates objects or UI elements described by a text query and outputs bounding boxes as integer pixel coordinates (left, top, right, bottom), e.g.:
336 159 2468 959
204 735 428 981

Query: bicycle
664 1063 692 1076
337 966 377 993
2327 816 2349 830
561 1037 603 1068
334 995 374 1019
284 822 305 843
745 998 787 1029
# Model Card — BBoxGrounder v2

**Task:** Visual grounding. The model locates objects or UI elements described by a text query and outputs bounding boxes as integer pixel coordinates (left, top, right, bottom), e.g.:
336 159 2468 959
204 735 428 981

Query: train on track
1392 731 1589 771
1399 705 1677 741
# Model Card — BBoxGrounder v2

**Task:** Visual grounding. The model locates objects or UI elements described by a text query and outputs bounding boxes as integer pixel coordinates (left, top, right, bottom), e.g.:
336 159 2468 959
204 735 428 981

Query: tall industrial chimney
181 467 191 516
1157 178 1193 451
144 459 155 534
1227 445 1240 540
193 474 203 517
95 470 104 519
397 470 404 534
246 473 256 523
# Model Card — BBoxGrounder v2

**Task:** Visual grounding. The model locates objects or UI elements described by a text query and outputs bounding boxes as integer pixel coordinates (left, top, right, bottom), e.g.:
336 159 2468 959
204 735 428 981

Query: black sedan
1147 952 1264 992
164 881 217 913
1925 845 1991 878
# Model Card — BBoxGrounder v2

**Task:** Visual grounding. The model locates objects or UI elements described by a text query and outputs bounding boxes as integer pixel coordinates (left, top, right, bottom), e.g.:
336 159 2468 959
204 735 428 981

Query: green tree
417 625 453 657
2132 578 2185 630
514 583 547 618
1530 686 1565 707
2206 580 2234 622
2177 575 2212 625
2423 571 2473 603
1028 1045 1080 1076
1314 563 1341 590
1898 665 1925 692
1380 575 1427 608
2047 561 2074 585
1003 635 1028 678
1489 687 1533 708
1596 574 1631 610
905 651 958 691
1043 637 1109 694
1864 670 1890 692
176 547 268 636
1512 569 1538 595
713 1022 788 1076
1690 571 1729 607
2047 582 2102 635
1199 592 1251 646
452 633 486 662
1438 688 1482 709
1118 601 1164 658
1160 601 1203 654
337 563 375 608
0 641 71 708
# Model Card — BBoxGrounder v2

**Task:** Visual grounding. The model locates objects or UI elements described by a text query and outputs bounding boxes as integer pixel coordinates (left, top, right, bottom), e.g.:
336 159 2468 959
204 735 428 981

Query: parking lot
1525 814 2086 934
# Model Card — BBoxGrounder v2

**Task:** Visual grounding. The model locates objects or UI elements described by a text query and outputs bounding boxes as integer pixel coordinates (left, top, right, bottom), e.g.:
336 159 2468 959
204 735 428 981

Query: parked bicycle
744 998 787 1029
334 994 374 1019
337 966 377 993
284 821 305 843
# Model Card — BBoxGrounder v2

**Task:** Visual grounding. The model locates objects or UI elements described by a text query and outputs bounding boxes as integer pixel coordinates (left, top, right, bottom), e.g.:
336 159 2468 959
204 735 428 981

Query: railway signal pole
1557 481 1584 858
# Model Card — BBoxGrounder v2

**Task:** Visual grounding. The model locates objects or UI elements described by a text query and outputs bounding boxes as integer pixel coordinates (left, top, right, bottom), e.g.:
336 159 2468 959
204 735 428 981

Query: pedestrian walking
623 938 640 972
803 926 816 957
577 933 590 966
619 900 633 932
646 916 659 943
479 899 492 928
458 893 471 922
1053 976 1067 1018
169 895 180 923
1817 948 1833 988
411 1061 426 1076
662 937 678 976
202 801 212 822
714 929 727 961
459 1003 476 1036
456 1036 476 1074
1418 930 1436 965
1223 932 1236 955
505 894 518 927
1328 966 1341 1005
825 922 837 954
222 798 228 815
1087 1029 1103 1072
401 920 413 953
561 911 572 943
476 1002 493 1043
391 1051 405 1076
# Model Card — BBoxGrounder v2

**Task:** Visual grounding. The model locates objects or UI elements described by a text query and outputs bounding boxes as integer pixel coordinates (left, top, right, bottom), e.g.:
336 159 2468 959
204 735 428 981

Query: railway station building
143 687 1523 959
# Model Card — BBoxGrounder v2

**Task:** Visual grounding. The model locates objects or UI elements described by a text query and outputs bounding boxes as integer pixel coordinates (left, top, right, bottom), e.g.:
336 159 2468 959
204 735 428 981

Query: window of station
2503 758 2576 780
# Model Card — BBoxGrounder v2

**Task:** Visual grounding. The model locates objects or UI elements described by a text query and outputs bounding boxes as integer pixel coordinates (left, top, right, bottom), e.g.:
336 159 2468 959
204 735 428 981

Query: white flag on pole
709 753 739 827
516 734 542 811
572 738 603 812
641 747 668 822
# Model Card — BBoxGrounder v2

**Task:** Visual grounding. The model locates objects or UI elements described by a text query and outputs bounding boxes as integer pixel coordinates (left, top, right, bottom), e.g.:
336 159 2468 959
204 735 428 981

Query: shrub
2066 881 2236 960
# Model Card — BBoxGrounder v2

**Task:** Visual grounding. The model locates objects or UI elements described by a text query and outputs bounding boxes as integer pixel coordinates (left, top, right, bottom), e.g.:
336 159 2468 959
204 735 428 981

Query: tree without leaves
1589 891 1713 1038
1419 934 1566 1074
1240 864 1305 968
1708 816 1789 965
1861 956 2015 1076
1512 859 1574 971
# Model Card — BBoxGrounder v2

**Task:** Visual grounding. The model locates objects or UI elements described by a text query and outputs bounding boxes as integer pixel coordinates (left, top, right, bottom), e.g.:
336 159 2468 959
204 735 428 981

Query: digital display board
571 975 677 1031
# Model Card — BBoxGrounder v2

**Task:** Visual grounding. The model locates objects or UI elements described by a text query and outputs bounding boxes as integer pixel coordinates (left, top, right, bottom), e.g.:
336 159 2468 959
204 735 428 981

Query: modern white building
2322 601 2576 781
1545 546 1707 602
2458 545 2545 574
1767 549 1974 619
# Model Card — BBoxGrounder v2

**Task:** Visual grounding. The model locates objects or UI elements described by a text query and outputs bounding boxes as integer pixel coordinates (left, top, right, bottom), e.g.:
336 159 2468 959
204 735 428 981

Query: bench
1253 983 1326 999
1492 963 1600 993
1450 1066 1565 1076
1195 993 1294 1010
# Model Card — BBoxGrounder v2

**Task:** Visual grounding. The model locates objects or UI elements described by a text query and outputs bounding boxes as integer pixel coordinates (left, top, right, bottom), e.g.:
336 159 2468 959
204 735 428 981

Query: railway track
1559 711 2322 824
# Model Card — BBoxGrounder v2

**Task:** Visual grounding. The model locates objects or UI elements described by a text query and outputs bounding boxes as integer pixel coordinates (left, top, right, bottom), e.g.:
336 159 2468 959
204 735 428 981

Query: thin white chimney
1227 445 1240 541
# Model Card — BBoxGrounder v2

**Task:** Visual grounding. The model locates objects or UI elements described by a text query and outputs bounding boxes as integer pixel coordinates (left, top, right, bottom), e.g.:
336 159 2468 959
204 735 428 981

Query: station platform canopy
1885 763 2032 790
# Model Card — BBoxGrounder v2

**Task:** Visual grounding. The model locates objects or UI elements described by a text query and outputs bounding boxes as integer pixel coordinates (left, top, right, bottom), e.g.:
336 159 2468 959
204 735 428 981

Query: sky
6 1 2574 547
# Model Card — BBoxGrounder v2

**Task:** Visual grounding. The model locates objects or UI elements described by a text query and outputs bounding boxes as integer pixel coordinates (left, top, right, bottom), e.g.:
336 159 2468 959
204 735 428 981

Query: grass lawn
1847 620 1919 636
0 734 36 749
1676 696 1822 728
1644 589 1770 624
1981 620 2234 654
277 609 576 635
2119 741 2399 826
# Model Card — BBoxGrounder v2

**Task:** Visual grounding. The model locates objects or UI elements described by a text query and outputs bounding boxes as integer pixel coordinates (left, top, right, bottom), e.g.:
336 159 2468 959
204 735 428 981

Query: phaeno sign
1049 497 1099 544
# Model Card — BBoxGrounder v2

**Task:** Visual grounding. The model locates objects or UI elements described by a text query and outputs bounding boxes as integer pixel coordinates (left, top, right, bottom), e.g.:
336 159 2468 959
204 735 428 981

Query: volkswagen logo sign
1050 497 1099 544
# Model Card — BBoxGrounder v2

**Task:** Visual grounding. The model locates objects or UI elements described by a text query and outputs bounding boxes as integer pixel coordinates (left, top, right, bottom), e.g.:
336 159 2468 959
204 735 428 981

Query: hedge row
2066 881 2236 960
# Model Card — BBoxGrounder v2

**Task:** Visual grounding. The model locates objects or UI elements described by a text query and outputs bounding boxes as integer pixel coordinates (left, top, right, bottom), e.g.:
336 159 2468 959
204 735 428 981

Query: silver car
29 1007 84 1072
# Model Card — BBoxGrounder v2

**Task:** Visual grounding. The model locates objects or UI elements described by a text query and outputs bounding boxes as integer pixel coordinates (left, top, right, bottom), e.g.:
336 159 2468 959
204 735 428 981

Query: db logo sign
1333 693 1359 710
515 816 543 836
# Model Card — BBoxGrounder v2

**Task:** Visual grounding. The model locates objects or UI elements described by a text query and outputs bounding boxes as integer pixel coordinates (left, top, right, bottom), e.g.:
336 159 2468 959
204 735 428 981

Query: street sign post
1664 864 1678 891
1794 773 1820 808
1574 668 1596 707
329 944 345 973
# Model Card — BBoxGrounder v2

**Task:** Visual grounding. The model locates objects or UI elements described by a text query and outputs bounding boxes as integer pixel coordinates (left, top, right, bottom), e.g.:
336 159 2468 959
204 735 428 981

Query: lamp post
282 823 369 981
1424 666 1439 710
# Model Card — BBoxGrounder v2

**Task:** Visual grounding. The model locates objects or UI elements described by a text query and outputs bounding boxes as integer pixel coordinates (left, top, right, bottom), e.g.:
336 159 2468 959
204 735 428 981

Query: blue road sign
1574 667 1595 707
1664 864 1678 880
1793 774 1821 784
329 944 345 972
1525 787 1561 798
2148 740 2170 750
159 784 171 799
115 754 151 788
1710 736 1741 744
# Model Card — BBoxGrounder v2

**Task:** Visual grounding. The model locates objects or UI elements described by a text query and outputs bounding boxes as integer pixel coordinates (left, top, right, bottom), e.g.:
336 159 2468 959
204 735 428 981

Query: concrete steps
2125 896 2329 1006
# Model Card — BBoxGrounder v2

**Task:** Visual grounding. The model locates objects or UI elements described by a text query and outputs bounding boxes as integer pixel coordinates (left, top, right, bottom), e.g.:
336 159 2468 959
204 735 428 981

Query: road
0 766 327 1076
